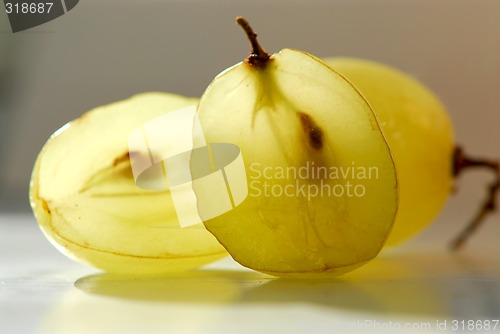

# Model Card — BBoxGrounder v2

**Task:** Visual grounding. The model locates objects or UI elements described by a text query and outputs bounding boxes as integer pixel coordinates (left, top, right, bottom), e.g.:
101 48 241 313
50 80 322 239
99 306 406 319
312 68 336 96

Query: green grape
30 92 227 275
195 18 398 278
323 58 455 246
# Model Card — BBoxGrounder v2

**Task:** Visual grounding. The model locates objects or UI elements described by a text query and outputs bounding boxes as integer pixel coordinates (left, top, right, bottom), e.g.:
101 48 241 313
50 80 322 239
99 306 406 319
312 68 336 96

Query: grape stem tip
236 16 270 65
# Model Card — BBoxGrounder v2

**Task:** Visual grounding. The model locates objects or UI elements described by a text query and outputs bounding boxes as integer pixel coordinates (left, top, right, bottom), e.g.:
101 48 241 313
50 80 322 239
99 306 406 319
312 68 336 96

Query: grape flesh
197 49 398 277
30 93 227 274
324 58 455 246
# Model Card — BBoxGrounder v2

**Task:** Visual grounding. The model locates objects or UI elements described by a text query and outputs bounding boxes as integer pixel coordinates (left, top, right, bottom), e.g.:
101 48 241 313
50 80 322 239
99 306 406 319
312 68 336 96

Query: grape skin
325 58 455 246
30 93 227 274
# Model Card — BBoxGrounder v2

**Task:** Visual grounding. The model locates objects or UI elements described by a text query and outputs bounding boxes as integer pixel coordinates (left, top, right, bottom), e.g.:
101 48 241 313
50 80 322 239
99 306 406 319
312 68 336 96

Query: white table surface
1 212 500 334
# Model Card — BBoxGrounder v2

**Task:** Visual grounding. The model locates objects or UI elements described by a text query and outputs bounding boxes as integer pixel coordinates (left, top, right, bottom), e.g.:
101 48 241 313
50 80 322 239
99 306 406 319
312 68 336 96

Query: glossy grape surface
325 58 455 246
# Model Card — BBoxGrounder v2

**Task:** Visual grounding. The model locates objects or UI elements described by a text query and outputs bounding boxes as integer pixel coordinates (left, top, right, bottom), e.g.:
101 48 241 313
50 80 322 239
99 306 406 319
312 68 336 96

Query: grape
30 92 227 274
323 58 455 246
195 18 398 277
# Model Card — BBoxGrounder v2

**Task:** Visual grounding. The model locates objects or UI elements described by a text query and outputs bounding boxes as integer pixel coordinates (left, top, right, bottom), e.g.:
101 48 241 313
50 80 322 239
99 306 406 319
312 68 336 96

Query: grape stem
236 16 270 65
451 146 500 250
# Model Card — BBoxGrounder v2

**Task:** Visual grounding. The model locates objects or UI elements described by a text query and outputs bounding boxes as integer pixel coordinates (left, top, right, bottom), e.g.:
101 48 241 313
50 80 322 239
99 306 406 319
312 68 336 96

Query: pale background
0 0 499 213
1 1 500 334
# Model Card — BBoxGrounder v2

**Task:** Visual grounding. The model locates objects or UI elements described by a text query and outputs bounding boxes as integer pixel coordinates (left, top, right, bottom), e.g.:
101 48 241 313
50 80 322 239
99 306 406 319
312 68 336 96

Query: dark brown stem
236 16 270 65
450 146 500 250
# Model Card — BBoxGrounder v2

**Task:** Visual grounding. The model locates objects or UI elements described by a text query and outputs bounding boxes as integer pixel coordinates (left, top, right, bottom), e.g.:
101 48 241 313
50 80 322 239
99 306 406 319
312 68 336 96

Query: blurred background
0 0 499 216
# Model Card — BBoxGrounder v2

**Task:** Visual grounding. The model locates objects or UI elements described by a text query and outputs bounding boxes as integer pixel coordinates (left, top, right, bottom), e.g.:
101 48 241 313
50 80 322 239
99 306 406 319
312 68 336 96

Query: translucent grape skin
196 18 398 278
30 92 227 275
323 58 455 247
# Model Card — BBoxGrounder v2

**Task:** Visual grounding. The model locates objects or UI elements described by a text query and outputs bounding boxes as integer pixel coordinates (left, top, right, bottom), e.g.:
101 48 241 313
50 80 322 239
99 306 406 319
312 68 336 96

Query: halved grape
30 92 227 274
196 20 398 277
